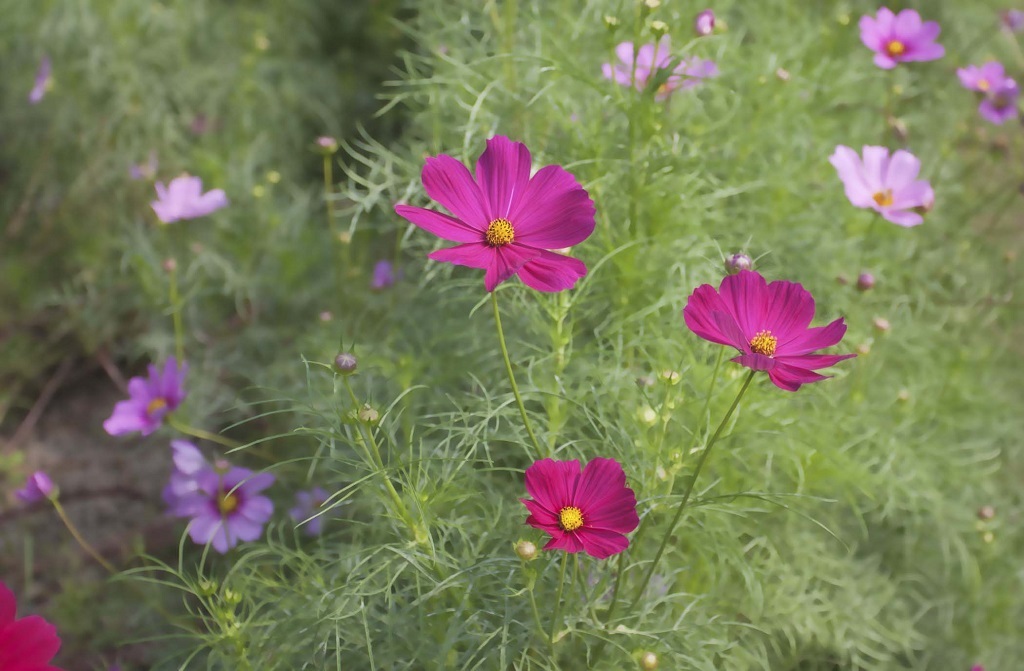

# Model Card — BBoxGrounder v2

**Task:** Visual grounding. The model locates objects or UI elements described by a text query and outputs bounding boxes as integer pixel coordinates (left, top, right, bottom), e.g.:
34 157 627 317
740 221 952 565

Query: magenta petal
395 205 484 243
683 285 743 348
719 270 768 337
544 531 585 554
515 249 587 292
776 353 857 370
522 498 560 529
428 242 494 270
484 244 541 292
421 154 489 229
880 208 923 227
475 136 532 220
732 352 776 372
762 279 815 342
830 145 874 207
524 459 581 512
509 165 596 248
767 363 830 392
780 318 847 355
577 528 629 559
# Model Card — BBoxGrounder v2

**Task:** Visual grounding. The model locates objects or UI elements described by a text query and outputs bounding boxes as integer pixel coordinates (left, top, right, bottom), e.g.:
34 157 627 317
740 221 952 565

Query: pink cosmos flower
289 487 330 536
829 145 933 227
395 136 596 292
602 36 718 98
683 270 855 392
151 174 228 224
161 440 207 510
694 9 716 36
371 260 395 289
15 472 55 504
1002 9 1024 32
28 56 51 105
859 8 944 69
521 458 639 559
957 62 1020 125
168 462 274 554
0 582 63 671
103 358 187 436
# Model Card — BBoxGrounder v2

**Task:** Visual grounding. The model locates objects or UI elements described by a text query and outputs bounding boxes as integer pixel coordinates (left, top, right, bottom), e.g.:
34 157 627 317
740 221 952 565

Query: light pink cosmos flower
957 62 1020 125
395 136 596 292
602 36 718 99
521 458 639 559
151 174 228 224
829 145 933 227
683 270 855 392
859 8 944 69
103 358 187 436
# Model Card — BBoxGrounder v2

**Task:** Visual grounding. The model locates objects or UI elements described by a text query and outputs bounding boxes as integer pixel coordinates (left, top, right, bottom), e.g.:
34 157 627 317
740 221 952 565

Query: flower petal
577 528 630 559
515 249 588 292
731 352 777 372
475 136 532 220
544 531 585 554
428 242 494 269
508 165 596 248
524 459 581 513
829 145 875 207
880 208 923 227
395 205 484 243
484 244 541 292
779 317 848 355
683 284 745 349
420 154 489 229
762 279 815 343
885 150 921 190
719 270 769 338
767 362 831 392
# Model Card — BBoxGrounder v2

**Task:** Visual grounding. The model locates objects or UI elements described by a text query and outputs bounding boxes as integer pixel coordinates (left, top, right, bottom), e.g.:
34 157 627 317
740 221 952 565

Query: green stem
491 291 545 459
167 414 241 450
628 369 756 612
51 498 117 574
549 552 570 651
526 573 545 648
168 261 185 364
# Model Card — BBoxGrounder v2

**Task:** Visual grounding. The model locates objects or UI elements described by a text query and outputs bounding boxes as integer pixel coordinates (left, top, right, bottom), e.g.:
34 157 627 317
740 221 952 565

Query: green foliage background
3 0 1023 669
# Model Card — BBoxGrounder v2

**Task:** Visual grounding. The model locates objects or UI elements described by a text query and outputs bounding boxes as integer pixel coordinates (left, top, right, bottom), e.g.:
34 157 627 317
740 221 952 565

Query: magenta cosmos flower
958 62 1020 125
859 8 944 69
395 136 596 292
15 472 55 504
602 36 718 98
103 358 187 436
683 270 855 392
0 582 63 671
829 145 933 227
151 174 228 224
521 458 639 559
168 463 274 554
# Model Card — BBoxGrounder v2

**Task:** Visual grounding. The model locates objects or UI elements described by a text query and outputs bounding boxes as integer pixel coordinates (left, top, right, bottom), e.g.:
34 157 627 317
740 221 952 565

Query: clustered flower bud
725 253 752 274
694 9 715 36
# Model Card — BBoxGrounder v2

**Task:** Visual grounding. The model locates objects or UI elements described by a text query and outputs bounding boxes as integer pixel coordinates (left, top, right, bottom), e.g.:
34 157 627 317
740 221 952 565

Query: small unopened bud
334 352 357 374
198 579 218 597
694 9 715 36
223 588 242 605
603 15 621 31
856 272 875 292
983 531 995 544
649 20 668 39
316 136 338 153
872 317 890 332
897 388 910 402
338 231 352 244
635 375 655 389
251 184 265 198
319 310 333 322
643 0 661 8
775 67 790 82
855 342 871 356
640 651 659 670
162 258 177 273
515 540 537 561
836 274 849 286
266 170 281 184
638 406 657 425
725 253 752 274
659 370 680 385
358 404 379 424
253 32 270 51
977 505 996 521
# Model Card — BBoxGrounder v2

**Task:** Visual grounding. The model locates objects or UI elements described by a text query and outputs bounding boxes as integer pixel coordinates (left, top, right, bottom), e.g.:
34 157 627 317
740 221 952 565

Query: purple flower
602 36 719 99
859 8 944 69
289 487 330 536
103 358 187 436
169 463 274 554
151 175 228 224
15 472 55 504
829 145 933 227
129 151 159 181
694 9 715 36
958 62 1020 125
1001 9 1024 32
371 260 395 290
28 56 51 104
161 440 207 510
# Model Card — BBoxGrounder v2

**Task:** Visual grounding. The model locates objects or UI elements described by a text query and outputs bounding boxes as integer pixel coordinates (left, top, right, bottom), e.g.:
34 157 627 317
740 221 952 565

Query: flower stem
549 552 570 651
168 261 185 364
628 369 756 612
51 498 117 574
491 291 545 459
167 414 241 449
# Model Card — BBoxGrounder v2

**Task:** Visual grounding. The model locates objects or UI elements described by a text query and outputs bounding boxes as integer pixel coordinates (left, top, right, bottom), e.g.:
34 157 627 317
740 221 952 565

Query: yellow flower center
873 190 894 207
558 506 584 532
749 329 778 357
485 218 515 247
978 79 990 92
147 397 168 415
886 40 905 57
218 493 239 515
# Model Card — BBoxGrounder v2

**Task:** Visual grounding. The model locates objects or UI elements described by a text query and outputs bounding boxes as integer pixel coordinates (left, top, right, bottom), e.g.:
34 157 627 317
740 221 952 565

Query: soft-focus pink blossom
602 36 718 98
151 175 228 223
829 145 933 227
859 8 944 69
958 62 1020 125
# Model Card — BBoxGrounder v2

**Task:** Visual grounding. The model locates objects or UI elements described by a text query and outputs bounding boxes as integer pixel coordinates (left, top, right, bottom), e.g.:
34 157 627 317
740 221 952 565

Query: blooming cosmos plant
166 460 275 554
395 136 596 292
859 8 944 69
602 36 718 99
683 270 855 392
957 62 1020 125
103 358 187 436
829 145 934 227
521 458 639 559
0 581 63 671
151 174 229 224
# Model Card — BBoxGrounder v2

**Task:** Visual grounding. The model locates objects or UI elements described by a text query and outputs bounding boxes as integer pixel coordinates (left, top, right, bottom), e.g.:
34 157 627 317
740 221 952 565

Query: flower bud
725 253 752 274
896 388 910 402
658 370 680 385
775 67 790 82
15 471 55 504
694 9 715 36
198 578 218 597
643 0 661 8
515 540 537 561
855 342 871 356
334 352 358 374
635 375 655 389
641 651 659 669
977 505 995 520
638 405 657 426
162 258 177 273
872 317 890 332
856 272 875 292
358 404 380 424
603 15 621 31
319 310 333 322
316 136 338 153
649 20 669 39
